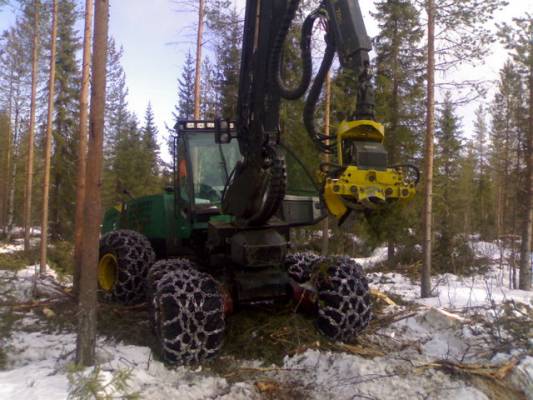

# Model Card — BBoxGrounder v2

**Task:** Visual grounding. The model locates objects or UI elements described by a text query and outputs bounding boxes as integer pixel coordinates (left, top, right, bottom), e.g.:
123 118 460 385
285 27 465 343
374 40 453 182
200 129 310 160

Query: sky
0 0 531 161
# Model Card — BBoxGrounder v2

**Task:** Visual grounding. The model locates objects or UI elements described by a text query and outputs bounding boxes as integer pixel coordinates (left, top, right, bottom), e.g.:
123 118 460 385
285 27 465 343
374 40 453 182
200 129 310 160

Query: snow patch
281 349 489 400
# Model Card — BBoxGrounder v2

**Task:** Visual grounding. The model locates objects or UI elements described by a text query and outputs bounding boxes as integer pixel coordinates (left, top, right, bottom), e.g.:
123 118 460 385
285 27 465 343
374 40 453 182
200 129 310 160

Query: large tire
147 258 196 298
285 252 372 342
98 230 156 305
150 266 225 364
146 258 196 332
284 251 322 283
316 256 371 341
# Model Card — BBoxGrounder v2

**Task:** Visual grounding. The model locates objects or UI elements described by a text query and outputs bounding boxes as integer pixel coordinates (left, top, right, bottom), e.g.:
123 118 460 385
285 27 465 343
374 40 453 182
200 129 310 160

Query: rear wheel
98 230 155 304
150 265 225 364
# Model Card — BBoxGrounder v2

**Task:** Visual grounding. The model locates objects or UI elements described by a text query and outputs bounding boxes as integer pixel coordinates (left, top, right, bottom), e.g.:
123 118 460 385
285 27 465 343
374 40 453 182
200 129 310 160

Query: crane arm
221 0 417 226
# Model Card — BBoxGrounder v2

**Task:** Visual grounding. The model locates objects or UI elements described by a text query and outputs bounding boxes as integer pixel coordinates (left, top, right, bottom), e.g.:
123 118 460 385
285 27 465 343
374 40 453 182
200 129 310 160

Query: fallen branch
336 343 385 358
2 297 69 310
418 358 518 380
223 366 307 378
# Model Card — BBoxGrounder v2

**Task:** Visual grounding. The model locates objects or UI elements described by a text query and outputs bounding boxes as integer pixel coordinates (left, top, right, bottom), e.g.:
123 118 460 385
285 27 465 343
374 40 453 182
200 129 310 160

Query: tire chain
285 252 372 342
284 251 322 283
146 258 196 332
147 258 196 296
99 230 156 305
151 266 225 365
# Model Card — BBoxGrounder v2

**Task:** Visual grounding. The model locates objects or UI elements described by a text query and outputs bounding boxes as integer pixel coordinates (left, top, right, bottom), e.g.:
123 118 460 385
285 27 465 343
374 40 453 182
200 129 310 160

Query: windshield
188 133 241 208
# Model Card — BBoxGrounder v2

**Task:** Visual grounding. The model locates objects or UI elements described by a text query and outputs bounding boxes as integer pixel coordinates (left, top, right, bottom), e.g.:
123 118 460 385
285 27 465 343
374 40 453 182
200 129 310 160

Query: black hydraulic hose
272 11 319 100
303 30 336 154
279 142 320 192
391 164 421 185
269 2 337 153
268 0 307 100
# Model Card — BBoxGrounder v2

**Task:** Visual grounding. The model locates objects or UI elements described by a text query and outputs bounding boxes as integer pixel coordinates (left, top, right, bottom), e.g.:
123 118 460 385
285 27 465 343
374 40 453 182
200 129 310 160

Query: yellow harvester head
320 120 417 222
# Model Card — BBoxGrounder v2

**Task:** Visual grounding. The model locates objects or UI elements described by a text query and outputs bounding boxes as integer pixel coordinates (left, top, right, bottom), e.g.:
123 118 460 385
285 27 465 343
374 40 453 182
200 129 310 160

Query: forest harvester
98 0 418 364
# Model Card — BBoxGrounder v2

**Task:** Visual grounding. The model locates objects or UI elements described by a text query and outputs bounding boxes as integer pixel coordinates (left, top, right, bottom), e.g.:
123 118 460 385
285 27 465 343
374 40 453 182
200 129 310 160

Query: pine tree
490 62 524 240
0 21 32 239
373 0 425 261
102 38 130 209
473 105 493 238
104 38 129 151
50 0 81 239
456 140 476 241
0 112 10 230
77 0 109 366
434 92 463 269
420 0 505 296
40 0 58 274
176 50 195 120
142 102 161 192
23 0 40 252
421 0 435 297
498 15 532 290
207 3 241 119
194 0 205 119
112 116 158 199
73 0 93 297
200 57 217 119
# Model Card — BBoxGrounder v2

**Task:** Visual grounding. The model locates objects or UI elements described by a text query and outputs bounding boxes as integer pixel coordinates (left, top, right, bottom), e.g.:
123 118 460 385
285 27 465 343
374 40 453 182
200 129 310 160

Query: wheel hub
98 253 118 291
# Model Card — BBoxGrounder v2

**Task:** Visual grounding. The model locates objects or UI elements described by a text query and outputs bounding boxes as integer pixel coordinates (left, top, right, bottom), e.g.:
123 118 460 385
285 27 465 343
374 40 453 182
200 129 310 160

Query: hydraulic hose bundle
269 0 337 153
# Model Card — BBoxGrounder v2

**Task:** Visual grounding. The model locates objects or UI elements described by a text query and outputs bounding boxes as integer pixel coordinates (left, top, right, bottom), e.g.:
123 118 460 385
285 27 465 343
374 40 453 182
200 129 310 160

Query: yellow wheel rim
98 253 118 292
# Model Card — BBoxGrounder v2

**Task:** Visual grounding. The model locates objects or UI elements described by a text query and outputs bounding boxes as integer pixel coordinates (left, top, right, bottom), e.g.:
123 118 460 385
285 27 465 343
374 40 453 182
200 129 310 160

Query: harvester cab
172 120 241 218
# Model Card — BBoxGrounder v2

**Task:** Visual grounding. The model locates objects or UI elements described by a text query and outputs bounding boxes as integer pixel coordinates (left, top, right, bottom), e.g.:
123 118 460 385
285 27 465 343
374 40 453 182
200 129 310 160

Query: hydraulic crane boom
221 0 417 227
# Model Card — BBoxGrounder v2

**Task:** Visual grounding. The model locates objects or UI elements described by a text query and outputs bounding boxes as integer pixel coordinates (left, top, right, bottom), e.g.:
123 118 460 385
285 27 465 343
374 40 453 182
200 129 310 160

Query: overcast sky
0 0 531 160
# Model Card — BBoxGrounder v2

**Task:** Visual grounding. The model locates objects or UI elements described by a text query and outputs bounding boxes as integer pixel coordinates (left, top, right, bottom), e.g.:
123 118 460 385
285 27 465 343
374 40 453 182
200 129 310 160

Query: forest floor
0 237 531 400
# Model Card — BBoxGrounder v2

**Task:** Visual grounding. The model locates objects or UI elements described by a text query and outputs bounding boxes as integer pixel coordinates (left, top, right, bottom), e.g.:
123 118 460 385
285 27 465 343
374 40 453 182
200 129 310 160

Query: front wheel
285 253 372 342
316 256 372 342
150 266 225 364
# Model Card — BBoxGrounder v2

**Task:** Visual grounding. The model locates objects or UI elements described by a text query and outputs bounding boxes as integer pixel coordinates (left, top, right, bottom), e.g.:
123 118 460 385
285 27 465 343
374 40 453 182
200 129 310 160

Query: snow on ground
281 349 491 400
0 237 40 254
368 269 533 310
0 239 532 399
0 328 258 400
0 265 64 304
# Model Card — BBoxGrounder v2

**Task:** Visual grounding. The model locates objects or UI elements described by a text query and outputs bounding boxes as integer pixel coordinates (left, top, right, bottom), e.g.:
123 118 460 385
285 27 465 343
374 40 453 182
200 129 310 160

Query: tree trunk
76 0 109 366
421 0 435 298
519 53 533 291
193 0 205 120
23 0 40 252
6 102 21 242
387 19 400 264
40 0 58 274
2 67 15 235
321 71 331 256
73 0 94 298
